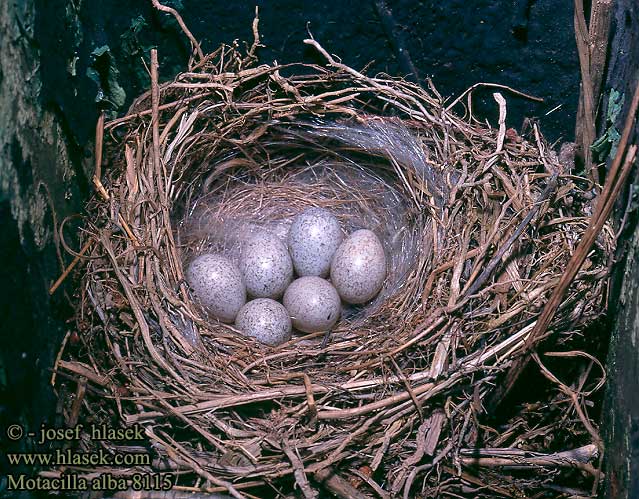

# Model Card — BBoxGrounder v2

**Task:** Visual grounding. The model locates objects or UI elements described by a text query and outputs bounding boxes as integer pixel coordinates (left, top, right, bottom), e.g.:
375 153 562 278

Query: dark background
37 0 580 147
7 0 631 497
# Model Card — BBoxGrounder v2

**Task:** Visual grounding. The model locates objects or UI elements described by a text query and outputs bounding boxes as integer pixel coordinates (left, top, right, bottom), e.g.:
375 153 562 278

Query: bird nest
52 29 614 499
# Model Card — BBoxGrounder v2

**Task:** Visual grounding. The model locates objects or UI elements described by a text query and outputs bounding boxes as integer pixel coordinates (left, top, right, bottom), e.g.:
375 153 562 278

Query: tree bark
0 0 85 459
601 1 639 498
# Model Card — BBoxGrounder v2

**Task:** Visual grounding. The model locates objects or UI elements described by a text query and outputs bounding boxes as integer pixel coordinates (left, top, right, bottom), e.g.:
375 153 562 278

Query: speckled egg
264 219 291 243
235 298 292 346
186 253 246 322
330 229 387 304
240 230 293 299
283 276 341 333
288 207 344 277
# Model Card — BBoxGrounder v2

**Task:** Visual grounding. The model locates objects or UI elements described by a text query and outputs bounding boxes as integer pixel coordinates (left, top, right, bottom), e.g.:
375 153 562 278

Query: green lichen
591 88 625 161
87 45 126 111
120 15 148 58
120 15 155 87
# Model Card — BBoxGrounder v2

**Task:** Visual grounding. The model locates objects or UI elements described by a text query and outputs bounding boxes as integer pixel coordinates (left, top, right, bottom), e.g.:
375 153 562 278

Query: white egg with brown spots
288 207 344 277
283 276 341 333
240 230 293 299
330 229 387 304
235 298 292 346
186 253 246 322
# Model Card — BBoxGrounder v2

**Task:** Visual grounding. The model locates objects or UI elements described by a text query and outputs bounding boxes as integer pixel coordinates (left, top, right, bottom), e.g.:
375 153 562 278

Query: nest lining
53 35 614 499
179 154 423 327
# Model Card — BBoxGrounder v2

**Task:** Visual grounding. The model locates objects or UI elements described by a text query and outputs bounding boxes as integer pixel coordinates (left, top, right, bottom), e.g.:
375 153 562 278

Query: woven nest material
54 33 615 499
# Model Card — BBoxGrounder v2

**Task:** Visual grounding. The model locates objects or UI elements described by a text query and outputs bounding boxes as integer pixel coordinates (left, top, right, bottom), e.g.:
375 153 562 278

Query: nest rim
53 33 614 498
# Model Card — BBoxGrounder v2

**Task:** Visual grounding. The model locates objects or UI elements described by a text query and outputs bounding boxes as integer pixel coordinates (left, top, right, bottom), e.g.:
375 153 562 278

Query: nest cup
178 125 427 328
55 36 614 498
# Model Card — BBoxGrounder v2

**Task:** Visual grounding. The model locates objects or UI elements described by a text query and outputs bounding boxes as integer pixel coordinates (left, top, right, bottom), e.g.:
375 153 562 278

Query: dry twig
50 25 614 499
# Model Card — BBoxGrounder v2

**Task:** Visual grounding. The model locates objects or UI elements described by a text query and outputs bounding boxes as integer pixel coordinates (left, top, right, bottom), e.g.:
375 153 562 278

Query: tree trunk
0 0 86 442
601 1 639 498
